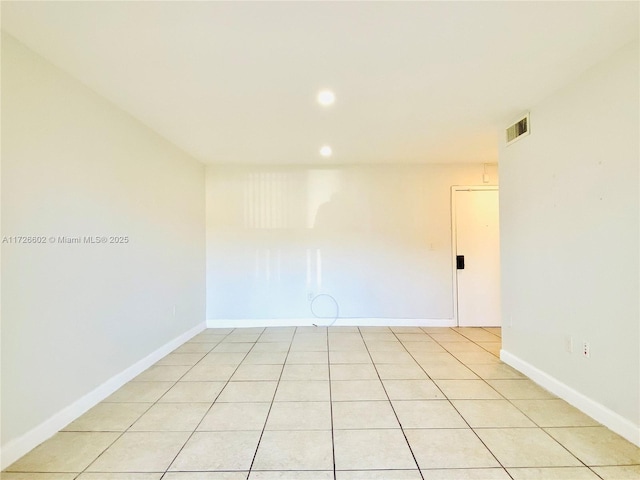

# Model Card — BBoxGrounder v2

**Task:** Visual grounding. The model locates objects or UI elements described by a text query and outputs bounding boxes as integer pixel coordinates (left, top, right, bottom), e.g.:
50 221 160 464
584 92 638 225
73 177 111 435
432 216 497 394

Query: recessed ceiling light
320 145 332 157
317 90 335 106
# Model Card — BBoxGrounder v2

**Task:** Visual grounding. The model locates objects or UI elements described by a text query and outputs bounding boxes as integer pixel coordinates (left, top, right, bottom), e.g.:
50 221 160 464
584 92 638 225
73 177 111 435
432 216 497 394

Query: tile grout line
69 328 237 478
403 327 514 479
432 328 591 478
159 327 260 478
438 329 518 478
357 326 426 480
455 326 502 347
327 327 338 480
458 329 593 475
246 326 295 479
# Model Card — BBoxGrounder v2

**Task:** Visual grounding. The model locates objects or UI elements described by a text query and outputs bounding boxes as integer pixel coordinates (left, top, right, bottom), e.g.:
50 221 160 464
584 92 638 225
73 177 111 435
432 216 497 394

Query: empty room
1 2 638 479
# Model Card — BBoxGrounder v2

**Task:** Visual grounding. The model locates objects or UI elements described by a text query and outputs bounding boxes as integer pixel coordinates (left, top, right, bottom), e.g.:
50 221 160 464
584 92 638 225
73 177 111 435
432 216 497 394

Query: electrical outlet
582 341 590 358
564 336 573 353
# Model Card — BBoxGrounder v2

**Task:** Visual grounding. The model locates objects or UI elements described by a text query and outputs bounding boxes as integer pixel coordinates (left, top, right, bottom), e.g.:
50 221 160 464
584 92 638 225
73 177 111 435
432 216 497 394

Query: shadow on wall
314 191 371 231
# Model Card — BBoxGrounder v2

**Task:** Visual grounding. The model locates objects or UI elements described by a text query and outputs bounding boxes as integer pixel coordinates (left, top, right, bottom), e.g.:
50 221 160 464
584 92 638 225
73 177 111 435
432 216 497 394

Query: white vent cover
506 113 530 145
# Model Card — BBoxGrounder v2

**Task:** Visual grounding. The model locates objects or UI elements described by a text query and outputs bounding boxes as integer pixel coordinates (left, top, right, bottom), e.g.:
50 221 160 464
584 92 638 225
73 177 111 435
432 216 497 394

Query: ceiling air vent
506 113 530 145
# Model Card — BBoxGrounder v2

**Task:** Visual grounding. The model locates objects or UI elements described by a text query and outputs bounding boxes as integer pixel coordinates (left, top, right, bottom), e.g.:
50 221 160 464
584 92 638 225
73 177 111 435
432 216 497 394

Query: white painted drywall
206 164 498 323
1 34 205 450
499 41 639 442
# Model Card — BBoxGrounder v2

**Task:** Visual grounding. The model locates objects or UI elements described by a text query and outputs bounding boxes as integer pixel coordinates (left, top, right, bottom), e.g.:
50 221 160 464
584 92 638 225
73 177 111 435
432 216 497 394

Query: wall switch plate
565 336 573 353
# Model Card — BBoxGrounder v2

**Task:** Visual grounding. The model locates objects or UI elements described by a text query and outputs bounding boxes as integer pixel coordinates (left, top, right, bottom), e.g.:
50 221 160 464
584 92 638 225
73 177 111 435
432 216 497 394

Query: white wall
206 163 498 325
499 40 639 444
1 34 206 460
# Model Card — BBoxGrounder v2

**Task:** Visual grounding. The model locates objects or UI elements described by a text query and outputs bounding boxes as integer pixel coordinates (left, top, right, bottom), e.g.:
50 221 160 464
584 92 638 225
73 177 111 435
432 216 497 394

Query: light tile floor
4 326 640 480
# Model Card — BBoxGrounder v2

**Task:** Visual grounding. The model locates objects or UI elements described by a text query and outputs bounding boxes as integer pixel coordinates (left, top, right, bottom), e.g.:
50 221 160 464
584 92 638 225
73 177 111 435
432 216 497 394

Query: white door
454 188 501 327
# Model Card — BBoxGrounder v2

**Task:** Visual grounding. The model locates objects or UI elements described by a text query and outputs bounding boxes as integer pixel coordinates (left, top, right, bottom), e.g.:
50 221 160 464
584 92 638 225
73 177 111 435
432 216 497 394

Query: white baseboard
501 349 640 447
206 318 456 328
0 321 206 470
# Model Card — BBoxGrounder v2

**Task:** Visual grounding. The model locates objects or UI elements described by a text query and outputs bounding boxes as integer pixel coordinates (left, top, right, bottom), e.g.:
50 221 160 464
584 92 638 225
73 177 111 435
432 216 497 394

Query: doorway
452 186 501 327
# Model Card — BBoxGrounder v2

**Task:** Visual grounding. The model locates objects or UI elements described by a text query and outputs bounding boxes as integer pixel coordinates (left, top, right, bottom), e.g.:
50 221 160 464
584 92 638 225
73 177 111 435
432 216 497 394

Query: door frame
450 185 499 326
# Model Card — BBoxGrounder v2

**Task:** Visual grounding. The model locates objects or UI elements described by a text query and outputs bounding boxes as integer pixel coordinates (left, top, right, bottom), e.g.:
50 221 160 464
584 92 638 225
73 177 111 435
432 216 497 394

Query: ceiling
2 1 638 165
